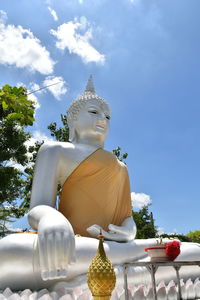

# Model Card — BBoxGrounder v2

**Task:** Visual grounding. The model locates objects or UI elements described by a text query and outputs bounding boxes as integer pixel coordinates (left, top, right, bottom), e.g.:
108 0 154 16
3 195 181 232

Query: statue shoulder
36 141 76 167
104 149 127 168
118 160 127 168
38 141 74 155
111 152 129 172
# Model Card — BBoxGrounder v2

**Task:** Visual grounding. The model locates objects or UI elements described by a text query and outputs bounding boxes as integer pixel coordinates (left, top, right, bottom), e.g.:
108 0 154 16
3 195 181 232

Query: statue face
73 99 110 143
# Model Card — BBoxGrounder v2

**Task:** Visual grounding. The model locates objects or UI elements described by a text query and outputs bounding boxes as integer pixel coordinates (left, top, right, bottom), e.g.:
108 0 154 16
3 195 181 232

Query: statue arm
28 143 75 281
30 143 61 209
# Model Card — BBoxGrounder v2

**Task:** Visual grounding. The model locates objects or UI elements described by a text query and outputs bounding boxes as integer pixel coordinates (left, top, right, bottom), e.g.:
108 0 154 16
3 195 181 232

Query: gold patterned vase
87 232 116 300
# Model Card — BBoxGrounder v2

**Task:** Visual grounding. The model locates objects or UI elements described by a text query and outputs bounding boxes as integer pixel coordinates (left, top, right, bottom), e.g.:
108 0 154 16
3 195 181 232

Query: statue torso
57 142 103 185
58 148 132 237
30 141 101 208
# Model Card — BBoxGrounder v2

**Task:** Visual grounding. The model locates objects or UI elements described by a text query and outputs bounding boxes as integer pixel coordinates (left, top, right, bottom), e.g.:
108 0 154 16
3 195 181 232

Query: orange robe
58 148 132 237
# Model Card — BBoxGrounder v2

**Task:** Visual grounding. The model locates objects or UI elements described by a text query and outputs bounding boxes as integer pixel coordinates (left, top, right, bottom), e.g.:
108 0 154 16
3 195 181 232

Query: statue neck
73 139 104 150
74 135 105 149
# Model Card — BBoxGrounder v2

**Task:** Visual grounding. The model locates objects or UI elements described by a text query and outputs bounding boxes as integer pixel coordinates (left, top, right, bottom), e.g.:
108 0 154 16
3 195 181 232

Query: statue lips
96 124 106 130
96 122 107 131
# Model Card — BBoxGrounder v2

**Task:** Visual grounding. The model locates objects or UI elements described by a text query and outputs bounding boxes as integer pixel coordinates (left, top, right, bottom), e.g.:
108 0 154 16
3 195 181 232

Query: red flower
165 241 181 260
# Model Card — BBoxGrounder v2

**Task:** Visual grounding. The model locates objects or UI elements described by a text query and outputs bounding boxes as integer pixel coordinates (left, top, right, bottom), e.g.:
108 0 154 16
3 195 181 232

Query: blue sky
1 0 200 234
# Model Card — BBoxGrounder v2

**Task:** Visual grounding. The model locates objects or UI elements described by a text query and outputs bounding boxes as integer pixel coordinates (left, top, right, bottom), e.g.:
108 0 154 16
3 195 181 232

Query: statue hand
108 217 137 242
108 224 134 242
87 224 108 238
87 217 136 242
87 224 122 240
87 219 136 242
38 213 75 281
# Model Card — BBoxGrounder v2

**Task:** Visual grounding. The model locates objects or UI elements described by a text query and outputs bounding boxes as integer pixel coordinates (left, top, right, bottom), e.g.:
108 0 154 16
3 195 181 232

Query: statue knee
0 233 36 264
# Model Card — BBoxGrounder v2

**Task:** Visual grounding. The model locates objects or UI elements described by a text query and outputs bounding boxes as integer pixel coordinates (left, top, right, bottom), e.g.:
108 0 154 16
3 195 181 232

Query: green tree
159 233 191 242
112 146 128 163
0 85 35 236
186 230 200 243
0 84 34 126
48 114 69 142
19 141 43 212
133 206 158 239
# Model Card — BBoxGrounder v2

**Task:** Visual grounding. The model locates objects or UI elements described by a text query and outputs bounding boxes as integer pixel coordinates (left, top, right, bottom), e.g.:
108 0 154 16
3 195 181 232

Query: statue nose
99 113 108 121
98 118 107 125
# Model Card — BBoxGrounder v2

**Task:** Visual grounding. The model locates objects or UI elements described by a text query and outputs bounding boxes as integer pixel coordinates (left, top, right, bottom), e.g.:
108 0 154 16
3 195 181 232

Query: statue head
67 76 111 143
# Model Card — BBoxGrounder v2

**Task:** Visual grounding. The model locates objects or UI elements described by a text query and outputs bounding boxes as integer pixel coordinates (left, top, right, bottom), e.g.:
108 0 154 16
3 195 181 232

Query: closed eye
88 110 97 114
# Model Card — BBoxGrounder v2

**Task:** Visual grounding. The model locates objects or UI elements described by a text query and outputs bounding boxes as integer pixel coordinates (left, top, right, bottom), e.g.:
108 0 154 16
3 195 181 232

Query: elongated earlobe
68 123 76 142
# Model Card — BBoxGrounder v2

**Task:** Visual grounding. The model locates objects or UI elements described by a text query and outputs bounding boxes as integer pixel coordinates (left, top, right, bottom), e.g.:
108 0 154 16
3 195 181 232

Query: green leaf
6 112 23 121
2 101 8 109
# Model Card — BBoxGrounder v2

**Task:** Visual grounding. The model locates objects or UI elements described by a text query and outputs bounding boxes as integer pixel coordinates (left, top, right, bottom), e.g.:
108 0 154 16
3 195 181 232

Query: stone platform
1 278 200 300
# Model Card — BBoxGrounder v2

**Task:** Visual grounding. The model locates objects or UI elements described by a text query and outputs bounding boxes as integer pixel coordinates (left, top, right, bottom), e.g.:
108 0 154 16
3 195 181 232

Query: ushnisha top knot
67 75 110 122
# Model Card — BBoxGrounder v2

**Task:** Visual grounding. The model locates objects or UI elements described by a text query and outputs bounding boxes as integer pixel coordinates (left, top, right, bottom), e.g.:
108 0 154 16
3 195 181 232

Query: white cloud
0 10 7 24
28 83 43 109
25 130 53 149
0 22 55 74
48 7 58 21
27 92 40 110
29 83 42 93
16 82 25 87
131 192 151 209
50 21 105 64
43 76 67 100
6 131 53 172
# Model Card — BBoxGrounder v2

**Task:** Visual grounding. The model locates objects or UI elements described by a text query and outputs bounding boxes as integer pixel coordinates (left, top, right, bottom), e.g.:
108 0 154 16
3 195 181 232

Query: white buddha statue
0 76 200 292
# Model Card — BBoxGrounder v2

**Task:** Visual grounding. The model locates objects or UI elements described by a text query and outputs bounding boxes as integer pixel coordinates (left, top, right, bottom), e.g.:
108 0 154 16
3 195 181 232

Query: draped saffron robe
58 148 132 237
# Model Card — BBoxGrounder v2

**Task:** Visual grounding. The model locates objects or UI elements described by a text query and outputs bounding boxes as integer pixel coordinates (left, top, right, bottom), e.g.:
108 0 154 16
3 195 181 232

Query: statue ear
68 120 76 142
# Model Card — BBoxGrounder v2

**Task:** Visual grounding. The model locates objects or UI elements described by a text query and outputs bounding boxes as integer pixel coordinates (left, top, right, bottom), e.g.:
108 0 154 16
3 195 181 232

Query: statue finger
58 269 67 278
86 226 99 237
108 224 117 231
108 224 126 235
87 224 102 236
61 231 69 270
69 233 76 265
102 231 118 241
65 232 74 267
103 231 127 242
38 234 49 280
89 224 101 230
54 232 65 278
46 232 57 279
71 252 76 264
101 229 114 239
50 231 67 279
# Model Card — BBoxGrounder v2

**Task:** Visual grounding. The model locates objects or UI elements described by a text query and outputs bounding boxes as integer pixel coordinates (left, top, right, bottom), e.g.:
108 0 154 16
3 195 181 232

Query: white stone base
1 278 200 299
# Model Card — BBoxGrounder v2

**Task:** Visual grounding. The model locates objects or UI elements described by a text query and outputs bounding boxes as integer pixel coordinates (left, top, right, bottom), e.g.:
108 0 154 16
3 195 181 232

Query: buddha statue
0 76 200 292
